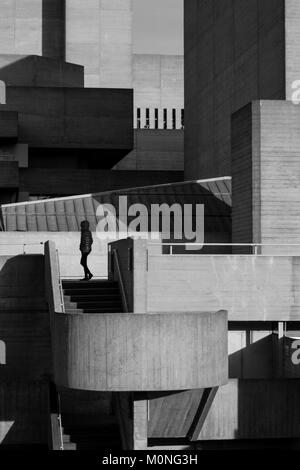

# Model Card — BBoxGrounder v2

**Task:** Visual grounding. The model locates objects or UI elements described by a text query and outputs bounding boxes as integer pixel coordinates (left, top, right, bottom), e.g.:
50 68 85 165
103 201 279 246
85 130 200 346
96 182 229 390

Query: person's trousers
80 252 91 277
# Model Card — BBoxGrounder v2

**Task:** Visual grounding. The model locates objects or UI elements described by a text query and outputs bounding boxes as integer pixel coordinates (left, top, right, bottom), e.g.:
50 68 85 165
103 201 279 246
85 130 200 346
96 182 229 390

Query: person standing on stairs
80 220 94 281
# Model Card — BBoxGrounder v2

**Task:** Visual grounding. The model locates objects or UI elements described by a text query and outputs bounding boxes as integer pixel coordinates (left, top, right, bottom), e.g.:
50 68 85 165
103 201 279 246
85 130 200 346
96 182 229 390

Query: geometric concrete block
2 87 133 156
0 161 19 187
232 100 300 255
0 110 18 139
65 0 133 88
0 55 84 88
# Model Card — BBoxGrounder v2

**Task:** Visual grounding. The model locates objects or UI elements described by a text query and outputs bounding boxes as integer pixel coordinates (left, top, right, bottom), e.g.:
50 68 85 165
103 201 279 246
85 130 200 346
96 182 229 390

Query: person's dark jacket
80 230 93 254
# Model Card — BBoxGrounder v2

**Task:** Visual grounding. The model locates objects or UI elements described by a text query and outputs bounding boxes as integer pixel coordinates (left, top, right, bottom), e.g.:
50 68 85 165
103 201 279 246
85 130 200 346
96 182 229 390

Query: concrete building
65 0 133 89
184 0 299 180
133 54 184 130
4 0 300 452
0 1 183 204
115 54 184 171
0 0 132 88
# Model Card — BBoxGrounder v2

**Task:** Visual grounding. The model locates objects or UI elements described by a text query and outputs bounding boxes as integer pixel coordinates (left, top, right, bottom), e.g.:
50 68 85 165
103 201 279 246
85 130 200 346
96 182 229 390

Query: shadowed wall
184 0 286 180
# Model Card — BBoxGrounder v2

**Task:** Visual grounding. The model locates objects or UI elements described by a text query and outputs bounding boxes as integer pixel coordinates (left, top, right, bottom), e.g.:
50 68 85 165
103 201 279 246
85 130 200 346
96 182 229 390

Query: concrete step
65 308 123 314
62 442 77 451
63 430 119 441
63 442 121 451
64 294 120 302
62 280 118 290
63 287 119 296
60 404 121 451
64 301 122 309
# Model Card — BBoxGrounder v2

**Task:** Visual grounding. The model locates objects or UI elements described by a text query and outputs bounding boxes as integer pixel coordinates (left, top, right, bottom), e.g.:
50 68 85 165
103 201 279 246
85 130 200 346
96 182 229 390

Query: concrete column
176 107 181 129
140 108 146 129
167 108 173 129
0 81 6 104
133 239 148 313
149 108 155 129
133 107 137 129
232 100 300 255
158 108 164 129
133 394 148 450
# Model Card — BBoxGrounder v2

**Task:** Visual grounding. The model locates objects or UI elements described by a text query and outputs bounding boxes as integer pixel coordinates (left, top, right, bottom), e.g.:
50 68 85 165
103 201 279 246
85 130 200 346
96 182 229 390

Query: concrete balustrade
53 310 228 392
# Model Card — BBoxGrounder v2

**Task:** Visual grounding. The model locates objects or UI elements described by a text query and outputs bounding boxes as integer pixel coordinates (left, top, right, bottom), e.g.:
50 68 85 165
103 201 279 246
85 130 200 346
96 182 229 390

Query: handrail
56 249 65 313
44 241 64 314
0 242 45 245
148 242 300 256
57 393 64 450
149 242 300 247
113 248 129 313
48 383 64 450
0 241 44 254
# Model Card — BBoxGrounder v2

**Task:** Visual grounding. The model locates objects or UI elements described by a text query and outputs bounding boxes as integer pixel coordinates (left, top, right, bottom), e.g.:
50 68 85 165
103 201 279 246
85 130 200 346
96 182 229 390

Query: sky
133 0 183 55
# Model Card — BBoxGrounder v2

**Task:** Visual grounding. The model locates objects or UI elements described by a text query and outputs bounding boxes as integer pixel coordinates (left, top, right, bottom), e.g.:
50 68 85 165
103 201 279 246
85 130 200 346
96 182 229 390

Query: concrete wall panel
1 86 133 151
133 54 184 129
232 100 300 254
66 0 133 88
0 0 65 60
285 0 300 99
184 0 285 180
198 379 300 440
114 130 184 171
0 55 84 88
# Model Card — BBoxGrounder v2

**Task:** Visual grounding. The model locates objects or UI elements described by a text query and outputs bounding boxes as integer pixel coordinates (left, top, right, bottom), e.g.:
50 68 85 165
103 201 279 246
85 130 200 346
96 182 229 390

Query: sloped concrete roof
0 177 231 232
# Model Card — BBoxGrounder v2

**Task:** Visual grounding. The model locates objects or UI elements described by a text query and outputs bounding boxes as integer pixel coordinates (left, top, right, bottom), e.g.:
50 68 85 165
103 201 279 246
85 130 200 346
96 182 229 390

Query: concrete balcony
109 239 300 321
52 310 228 392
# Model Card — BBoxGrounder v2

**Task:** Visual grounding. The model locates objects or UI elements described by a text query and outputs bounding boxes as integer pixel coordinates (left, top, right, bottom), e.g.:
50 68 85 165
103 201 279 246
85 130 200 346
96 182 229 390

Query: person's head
80 220 90 231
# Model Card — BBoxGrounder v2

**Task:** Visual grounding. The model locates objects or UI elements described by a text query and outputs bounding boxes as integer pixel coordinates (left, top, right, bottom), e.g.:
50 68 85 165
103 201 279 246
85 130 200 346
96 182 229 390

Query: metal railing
112 249 129 313
56 249 65 313
149 242 300 255
57 393 64 451
0 241 44 254
48 383 64 450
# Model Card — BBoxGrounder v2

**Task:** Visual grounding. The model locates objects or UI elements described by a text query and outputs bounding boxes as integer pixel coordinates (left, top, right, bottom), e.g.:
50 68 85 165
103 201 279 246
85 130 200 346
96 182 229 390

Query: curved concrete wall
53 311 228 392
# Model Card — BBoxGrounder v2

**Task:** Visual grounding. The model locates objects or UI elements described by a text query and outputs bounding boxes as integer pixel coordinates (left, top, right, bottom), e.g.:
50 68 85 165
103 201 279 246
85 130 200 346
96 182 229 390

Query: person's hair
80 220 90 230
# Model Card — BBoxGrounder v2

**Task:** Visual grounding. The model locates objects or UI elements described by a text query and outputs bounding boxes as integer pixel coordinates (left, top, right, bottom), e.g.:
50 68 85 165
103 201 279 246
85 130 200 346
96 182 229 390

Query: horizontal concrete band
54 311 228 392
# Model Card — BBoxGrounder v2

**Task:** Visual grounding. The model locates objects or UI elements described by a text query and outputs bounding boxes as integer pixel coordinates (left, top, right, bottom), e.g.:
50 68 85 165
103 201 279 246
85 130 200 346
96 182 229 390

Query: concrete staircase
58 280 124 449
58 389 122 451
62 280 123 314
61 414 122 451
